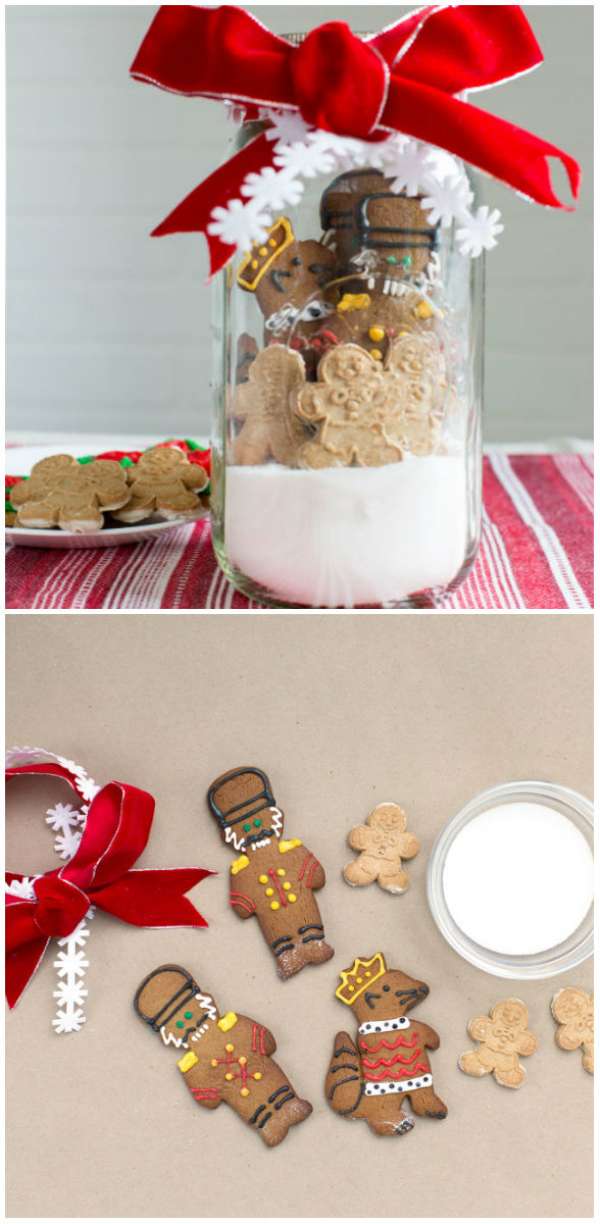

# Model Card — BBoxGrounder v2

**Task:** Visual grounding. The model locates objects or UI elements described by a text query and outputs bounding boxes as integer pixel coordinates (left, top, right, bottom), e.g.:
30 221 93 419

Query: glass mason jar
211 118 483 608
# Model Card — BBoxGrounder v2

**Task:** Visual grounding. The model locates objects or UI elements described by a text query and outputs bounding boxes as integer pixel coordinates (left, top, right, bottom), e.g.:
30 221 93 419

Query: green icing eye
176 1021 185 1029
401 255 413 269
184 1011 193 1020
253 818 262 828
243 822 251 832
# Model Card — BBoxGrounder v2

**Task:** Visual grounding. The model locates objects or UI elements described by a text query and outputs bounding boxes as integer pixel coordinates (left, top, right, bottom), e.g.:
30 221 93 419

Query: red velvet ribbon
130 4 580 274
6 760 214 1008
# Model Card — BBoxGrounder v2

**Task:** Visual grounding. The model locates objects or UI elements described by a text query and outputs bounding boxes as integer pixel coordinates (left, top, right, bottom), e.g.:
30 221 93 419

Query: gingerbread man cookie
206 767 334 980
237 216 337 341
343 802 420 894
325 954 447 1136
134 964 312 1147
231 345 308 465
10 455 130 532
321 170 438 276
112 447 208 523
459 998 538 1089
296 335 445 469
551 988 594 1074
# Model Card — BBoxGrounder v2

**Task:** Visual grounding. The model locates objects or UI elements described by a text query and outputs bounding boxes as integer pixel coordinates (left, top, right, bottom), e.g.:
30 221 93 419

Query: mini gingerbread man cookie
551 988 594 1074
134 964 312 1147
10 455 130 532
112 447 208 523
343 802 420 894
231 345 308 466
459 999 538 1089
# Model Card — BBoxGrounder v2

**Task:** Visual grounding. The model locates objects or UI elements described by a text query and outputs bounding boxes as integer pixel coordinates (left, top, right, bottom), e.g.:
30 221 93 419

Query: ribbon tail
151 133 276 275
5 905 50 1008
90 868 215 929
384 79 580 208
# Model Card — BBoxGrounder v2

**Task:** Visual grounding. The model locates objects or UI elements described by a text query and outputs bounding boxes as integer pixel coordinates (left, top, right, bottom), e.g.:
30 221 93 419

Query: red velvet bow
130 4 580 275
6 760 214 1008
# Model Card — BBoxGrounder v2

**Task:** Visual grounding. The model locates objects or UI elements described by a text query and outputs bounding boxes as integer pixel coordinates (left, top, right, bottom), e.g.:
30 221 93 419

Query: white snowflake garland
6 746 97 1035
209 113 503 261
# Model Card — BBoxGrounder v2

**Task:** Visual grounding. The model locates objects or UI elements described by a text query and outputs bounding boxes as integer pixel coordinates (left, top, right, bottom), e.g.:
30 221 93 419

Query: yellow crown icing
335 953 387 1004
237 217 295 292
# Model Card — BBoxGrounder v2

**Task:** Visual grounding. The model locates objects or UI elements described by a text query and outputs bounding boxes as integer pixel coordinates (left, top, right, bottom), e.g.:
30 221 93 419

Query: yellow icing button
217 1011 238 1032
240 1087 250 1097
370 349 383 361
259 874 268 884
225 1043 234 1053
178 1051 199 1073
356 977 363 984
225 1072 234 1081
230 855 249 876
279 838 302 853
265 887 274 897
369 326 385 342
283 882 291 891
414 299 434 319
270 901 280 911
253 1072 262 1081
259 247 268 256
239 1056 247 1065
337 292 371 314
251 259 259 270
288 893 297 903
268 238 277 248
210 1058 218 1067
276 868 286 877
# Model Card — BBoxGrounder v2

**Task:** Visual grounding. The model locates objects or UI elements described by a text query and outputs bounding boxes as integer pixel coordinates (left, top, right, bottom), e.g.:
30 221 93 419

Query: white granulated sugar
442 803 594 955
225 456 468 607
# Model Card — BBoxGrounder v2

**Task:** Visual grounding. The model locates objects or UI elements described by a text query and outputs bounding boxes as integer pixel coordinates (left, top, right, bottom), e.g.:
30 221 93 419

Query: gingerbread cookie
343 802 420 894
459 999 538 1089
231 345 308 465
321 287 438 363
321 170 438 276
296 335 445 469
551 988 593 1074
207 767 334 980
237 217 337 327
134 964 312 1147
10 455 130 533
112 447 208 523
325 954 447 1136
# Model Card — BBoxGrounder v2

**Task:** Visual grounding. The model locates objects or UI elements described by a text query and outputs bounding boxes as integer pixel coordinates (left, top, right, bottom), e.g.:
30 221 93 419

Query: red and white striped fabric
5 455 593 610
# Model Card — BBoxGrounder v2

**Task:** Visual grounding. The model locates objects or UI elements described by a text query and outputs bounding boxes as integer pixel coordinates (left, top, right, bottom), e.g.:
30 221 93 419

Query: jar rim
426 780 594 980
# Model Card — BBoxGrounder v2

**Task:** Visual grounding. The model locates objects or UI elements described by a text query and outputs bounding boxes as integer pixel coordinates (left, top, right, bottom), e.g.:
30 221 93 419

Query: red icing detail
360 1032 419 1052
268 866 288 906
305 856 319 887
362 1049 422 1071
230 890 256 914
298 853 312 882
191 1087 220 1099
96 450 143 463
364 1061 429 1082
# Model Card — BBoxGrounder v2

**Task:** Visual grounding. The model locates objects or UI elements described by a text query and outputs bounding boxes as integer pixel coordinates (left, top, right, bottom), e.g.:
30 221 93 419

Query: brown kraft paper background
5 613 593 1218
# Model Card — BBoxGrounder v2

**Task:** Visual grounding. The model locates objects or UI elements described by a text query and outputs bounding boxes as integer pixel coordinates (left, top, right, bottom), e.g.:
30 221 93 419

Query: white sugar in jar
427 781 594 979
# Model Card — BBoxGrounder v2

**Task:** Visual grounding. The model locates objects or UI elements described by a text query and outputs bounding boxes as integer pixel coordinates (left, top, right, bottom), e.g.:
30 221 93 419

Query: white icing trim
359 1015 411 1034
365 1072 432 1096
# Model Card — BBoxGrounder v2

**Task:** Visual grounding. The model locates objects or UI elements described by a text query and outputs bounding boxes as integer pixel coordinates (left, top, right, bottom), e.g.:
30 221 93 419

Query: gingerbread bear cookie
206 767 334 979
112 447 208 523
459 998 538 1089
551 988 594 1074
325 954 447 1136
10 455 130 532
231 346 308 465
296 335 445 469
134 964 312 1147
343 802 420 894
237 216 337 343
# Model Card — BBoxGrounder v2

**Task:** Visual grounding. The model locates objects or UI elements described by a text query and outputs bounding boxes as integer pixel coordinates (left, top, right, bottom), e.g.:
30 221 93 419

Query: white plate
6 443 208 549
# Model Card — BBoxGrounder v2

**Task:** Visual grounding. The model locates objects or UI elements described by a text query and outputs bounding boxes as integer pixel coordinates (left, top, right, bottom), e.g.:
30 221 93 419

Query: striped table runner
5 454 593 610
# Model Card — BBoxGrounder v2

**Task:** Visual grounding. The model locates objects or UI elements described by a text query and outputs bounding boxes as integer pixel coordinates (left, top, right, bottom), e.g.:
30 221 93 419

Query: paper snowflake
274 135 338 180
387 140 433 197
457 206 504 257
46 801 79 834
54 947 90 979
5 875 37 900
208 198 271 250
422 174 474 228
55 827 83 861
262 107 314 146
52 1007 86 1034
242 166 304 211
74 774 100 803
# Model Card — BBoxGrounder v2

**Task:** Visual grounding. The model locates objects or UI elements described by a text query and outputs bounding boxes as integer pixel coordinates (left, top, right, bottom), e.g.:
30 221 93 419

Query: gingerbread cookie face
551 988 594 1073
237 216 337 330
134 964 312 1147
322 287 438 361
321 170 438 275
206 767 334 980
10 455 130 533
326 954 447 1136
459 998 538 1089
296 334 446 469
344 802 420 894
231 345 308 466
112 447 208 523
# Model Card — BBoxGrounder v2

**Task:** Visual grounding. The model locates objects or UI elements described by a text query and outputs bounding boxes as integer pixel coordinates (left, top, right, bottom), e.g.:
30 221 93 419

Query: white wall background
6 4 593 443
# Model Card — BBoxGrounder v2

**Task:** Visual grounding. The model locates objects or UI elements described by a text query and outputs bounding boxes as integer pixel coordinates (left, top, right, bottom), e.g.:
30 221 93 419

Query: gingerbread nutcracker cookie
325 954 447 1136
207 767 334 979
134 964 312 1147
